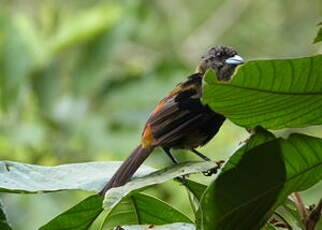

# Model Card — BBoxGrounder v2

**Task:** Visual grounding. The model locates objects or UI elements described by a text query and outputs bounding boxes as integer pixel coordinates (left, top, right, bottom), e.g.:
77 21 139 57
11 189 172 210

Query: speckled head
198 45 244 81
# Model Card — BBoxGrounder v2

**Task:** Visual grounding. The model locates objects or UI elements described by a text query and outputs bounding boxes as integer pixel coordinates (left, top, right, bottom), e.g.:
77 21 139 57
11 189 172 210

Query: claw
202 160 225 176
216 160 225 168
202 167 218 176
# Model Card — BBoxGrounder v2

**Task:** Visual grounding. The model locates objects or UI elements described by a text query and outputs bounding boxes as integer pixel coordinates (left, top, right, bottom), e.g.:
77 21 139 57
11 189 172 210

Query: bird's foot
202 160 225 176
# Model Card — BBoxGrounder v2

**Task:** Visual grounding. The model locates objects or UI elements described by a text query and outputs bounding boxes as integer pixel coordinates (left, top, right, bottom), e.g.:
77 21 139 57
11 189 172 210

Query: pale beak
225 55 244 65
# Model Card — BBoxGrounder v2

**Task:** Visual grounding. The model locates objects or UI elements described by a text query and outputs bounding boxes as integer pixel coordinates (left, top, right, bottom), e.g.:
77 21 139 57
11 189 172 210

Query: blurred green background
0 0 321 229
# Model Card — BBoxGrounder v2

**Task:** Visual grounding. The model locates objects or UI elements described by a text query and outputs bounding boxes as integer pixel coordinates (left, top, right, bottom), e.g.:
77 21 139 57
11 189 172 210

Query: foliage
0 161 213 194
39 193 193 230
5 128 319 230
0 201 12 230
0 161 154 193
0 0 321 230
202 55 322 129
102 161 217 211
39 195 103 230
0 0 320 165
196 129 322 230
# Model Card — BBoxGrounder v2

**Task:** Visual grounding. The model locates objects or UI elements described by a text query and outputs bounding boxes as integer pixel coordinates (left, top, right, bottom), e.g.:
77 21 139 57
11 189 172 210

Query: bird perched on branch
100 45 244 196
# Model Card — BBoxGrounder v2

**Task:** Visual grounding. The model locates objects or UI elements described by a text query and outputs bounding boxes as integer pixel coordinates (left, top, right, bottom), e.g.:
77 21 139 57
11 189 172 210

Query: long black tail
99 145 154 196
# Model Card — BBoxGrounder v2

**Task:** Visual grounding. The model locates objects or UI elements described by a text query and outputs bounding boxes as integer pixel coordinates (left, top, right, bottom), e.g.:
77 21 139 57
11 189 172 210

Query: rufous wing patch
141 124 155 147
151 101 166 115
168 84 197 97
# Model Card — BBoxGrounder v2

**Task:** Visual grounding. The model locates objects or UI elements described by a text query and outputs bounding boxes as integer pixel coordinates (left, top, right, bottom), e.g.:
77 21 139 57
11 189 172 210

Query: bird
99 45 244 196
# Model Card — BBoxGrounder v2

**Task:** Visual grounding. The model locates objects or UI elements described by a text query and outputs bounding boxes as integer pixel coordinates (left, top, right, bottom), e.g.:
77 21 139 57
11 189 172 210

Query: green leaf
40 193 192 230
179 179 208 218
116 223 196 230
0 161 154 193
0 201 12 230
197 130 322 230
103 161 217 211
101 193 192 229
117 223 290 230
181 179 207 201
313 22 322 43
202 55 322 129
222 127 276 171
39 195 103 230
274 199 303 230
260 224 279 230
0 160 215 195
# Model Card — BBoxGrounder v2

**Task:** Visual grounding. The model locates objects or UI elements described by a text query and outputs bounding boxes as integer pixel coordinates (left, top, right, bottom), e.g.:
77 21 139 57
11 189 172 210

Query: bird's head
197 46 244 81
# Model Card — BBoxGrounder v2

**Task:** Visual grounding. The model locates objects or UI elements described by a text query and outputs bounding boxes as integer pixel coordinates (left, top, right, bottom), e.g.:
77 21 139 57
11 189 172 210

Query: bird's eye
215 52 222 57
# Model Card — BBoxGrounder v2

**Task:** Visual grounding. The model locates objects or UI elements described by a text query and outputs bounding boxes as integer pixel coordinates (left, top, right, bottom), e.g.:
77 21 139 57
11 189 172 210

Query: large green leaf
202 55 322 129
39 193 192 230
0 161 154 193
0 201 12 230
39 195 103 230
119 223 196 230
103 161 217 211
0 161 215 194
222 127 276 171
101 193 192 229
197 129 322 230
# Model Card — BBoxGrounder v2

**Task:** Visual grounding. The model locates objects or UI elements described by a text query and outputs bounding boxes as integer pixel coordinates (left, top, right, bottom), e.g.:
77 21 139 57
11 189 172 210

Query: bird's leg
162 147 187 183
162 147 179 164
190 148 223 176
191 148 211 161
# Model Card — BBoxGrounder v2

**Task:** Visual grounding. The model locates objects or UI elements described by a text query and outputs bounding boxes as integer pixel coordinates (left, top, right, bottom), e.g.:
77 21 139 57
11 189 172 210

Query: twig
306 198 322 230
291 192 308 224
291 193 322 230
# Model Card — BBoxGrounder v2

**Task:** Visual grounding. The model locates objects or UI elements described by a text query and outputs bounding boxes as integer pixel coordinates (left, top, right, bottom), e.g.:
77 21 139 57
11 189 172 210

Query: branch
306 198 322 230
291 192 308 223
291 193 322 230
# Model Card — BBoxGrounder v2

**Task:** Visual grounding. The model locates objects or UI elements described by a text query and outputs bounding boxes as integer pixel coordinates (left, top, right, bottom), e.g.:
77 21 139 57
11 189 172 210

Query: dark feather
99 145 154 195
143 73 225 149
